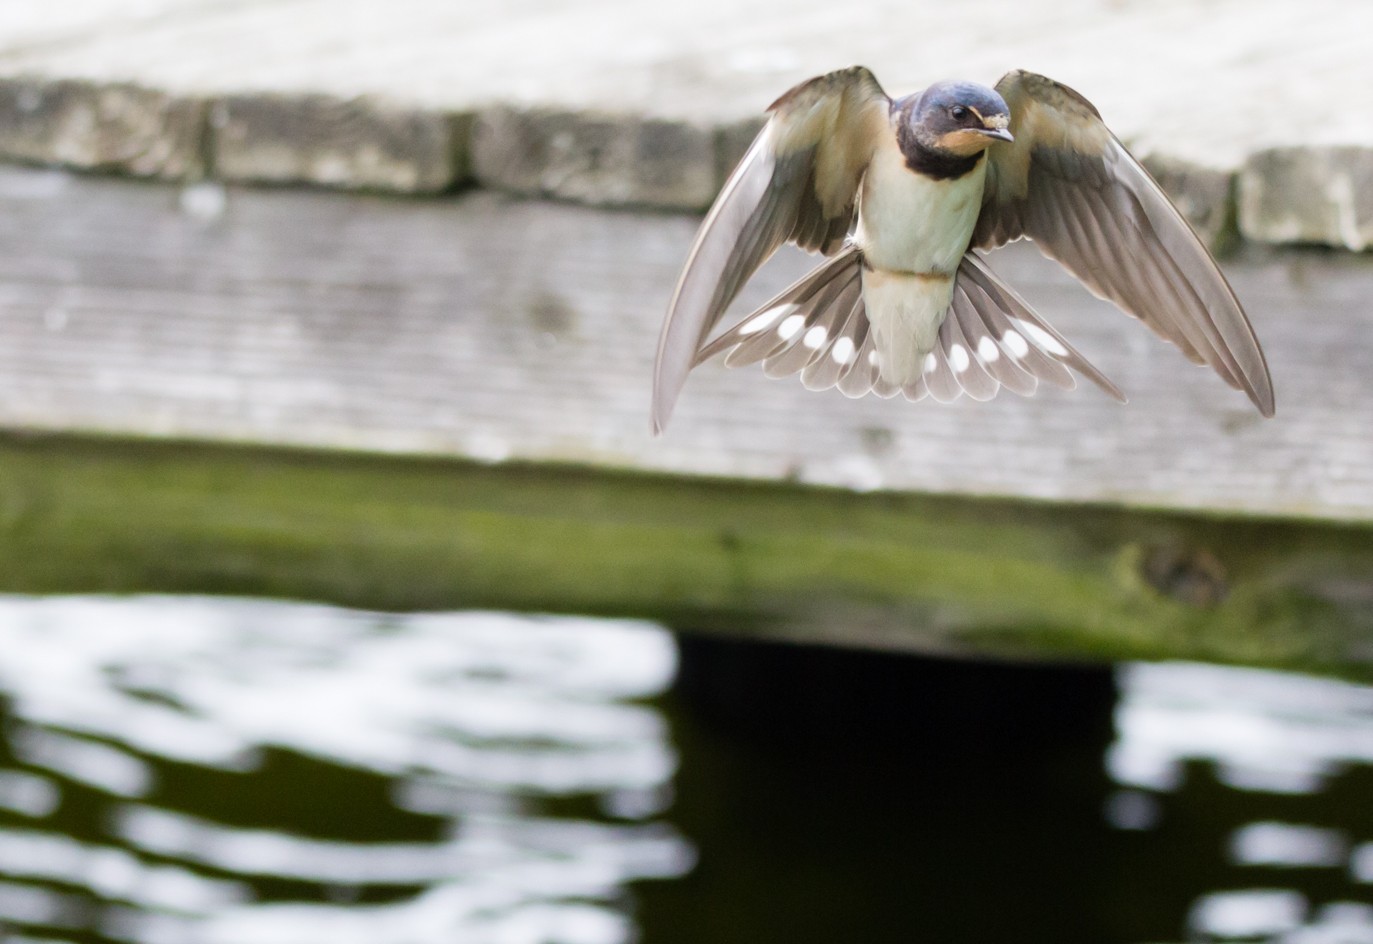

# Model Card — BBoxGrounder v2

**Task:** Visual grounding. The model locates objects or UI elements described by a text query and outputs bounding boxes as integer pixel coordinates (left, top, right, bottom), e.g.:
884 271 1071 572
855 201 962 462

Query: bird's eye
950 105 969 121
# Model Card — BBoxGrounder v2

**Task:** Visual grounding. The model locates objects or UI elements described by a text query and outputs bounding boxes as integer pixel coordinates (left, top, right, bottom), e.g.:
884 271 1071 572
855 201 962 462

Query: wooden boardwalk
2 4 1373 670
0 165 1369 523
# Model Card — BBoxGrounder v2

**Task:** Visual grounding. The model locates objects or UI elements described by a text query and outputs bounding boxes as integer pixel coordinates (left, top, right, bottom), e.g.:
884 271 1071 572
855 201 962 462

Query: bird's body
650 67 1275 433
859 115 986 275
856 110 987 384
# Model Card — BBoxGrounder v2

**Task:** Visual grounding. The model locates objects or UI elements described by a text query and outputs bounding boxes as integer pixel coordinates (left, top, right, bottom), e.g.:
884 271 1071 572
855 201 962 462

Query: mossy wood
3 434 1372 680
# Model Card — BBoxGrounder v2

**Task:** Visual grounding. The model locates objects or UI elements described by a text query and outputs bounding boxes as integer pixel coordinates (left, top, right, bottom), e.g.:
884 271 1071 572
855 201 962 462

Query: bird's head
910 81 1014 156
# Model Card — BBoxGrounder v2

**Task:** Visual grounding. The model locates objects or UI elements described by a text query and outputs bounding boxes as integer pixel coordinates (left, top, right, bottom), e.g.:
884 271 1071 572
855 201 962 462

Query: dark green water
0 596 1369 943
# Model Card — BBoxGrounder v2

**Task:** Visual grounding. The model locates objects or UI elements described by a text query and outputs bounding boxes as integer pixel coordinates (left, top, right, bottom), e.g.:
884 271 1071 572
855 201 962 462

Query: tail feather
691 247 1126 406
696 247 889 398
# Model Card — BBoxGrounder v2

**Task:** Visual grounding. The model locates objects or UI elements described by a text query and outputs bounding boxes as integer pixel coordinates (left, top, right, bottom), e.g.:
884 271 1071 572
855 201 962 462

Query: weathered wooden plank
2 433 1372 679
0 166 1369 522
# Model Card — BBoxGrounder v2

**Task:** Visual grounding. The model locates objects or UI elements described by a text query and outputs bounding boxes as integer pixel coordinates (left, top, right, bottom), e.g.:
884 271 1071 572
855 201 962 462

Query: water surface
0 596 1369 943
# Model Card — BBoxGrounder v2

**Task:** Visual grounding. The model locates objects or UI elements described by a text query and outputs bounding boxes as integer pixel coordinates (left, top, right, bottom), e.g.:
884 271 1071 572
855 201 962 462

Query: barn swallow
651 67 1275 433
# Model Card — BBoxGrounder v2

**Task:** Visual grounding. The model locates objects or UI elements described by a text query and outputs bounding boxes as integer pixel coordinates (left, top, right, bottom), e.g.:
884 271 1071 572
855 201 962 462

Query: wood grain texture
0 166 1369 522
3 433 1372 677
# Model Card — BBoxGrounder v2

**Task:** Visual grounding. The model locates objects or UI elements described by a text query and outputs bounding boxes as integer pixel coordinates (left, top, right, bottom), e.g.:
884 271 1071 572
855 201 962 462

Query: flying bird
650 67 1274 433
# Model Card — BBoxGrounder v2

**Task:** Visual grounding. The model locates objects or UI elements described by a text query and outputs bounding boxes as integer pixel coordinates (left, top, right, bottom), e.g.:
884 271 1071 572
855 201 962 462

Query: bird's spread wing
651 66 891 432
696 247 1125 405
974 70 1275 417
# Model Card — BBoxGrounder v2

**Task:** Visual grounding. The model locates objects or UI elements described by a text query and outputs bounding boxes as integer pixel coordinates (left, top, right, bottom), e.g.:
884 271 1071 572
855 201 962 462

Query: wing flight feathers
651 67 890 432
975 70 1274 416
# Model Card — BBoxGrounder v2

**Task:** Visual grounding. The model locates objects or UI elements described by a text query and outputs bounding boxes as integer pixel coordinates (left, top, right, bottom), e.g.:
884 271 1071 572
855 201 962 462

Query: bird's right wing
651 66 891 433
974 70 1274 417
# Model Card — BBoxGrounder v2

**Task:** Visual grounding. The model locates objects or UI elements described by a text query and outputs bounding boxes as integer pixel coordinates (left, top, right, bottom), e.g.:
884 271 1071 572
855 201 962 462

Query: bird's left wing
652 66 891 433
973 70 1274 417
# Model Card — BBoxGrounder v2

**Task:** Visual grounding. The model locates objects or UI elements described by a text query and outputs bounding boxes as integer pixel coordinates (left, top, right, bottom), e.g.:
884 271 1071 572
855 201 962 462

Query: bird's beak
975 126 1014 144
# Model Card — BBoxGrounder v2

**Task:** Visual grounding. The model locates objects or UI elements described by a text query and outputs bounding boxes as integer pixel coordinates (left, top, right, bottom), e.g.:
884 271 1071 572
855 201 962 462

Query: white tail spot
777 313 806 341
922 352 938 374
1002 329 1030 359
949 343 970 373
1015 318 1069 357
831 336 856 365
740 305 790 335
803 325 828 350
977 336 1000 363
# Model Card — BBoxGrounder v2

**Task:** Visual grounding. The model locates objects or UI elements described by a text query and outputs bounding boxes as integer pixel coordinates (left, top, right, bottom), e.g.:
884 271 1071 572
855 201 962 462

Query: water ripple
0 595 692 944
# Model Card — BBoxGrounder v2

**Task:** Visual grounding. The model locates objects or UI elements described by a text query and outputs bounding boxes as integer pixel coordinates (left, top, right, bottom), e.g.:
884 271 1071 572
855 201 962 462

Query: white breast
855 133 987 276
853 132 988 386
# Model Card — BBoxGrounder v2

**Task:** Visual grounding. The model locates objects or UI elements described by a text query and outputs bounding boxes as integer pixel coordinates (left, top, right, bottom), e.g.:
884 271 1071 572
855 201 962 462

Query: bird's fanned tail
693 247 886 395
951 253 1126 403
695 250 1126 405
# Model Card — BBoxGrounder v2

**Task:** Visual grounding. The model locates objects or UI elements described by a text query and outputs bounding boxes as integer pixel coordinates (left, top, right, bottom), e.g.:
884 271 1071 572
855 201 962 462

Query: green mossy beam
2 432 1371 680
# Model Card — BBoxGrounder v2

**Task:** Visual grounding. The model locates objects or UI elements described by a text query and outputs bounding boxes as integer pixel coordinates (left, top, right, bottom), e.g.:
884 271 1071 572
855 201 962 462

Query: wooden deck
0 165 1369 523
4 1 1373 674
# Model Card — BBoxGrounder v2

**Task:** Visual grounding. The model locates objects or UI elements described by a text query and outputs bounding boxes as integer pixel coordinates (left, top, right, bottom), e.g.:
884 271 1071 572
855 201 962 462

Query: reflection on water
0 596 691 944
1113 662 1373 943
1111 662 1373 795
0 596 1371 943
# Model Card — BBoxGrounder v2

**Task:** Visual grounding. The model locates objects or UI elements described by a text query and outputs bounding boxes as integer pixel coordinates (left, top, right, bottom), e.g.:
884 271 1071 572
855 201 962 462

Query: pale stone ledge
209 94 469 193
0 77 204 178
3 74 1373 256
1239 147 1373 252
471 106 718 210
